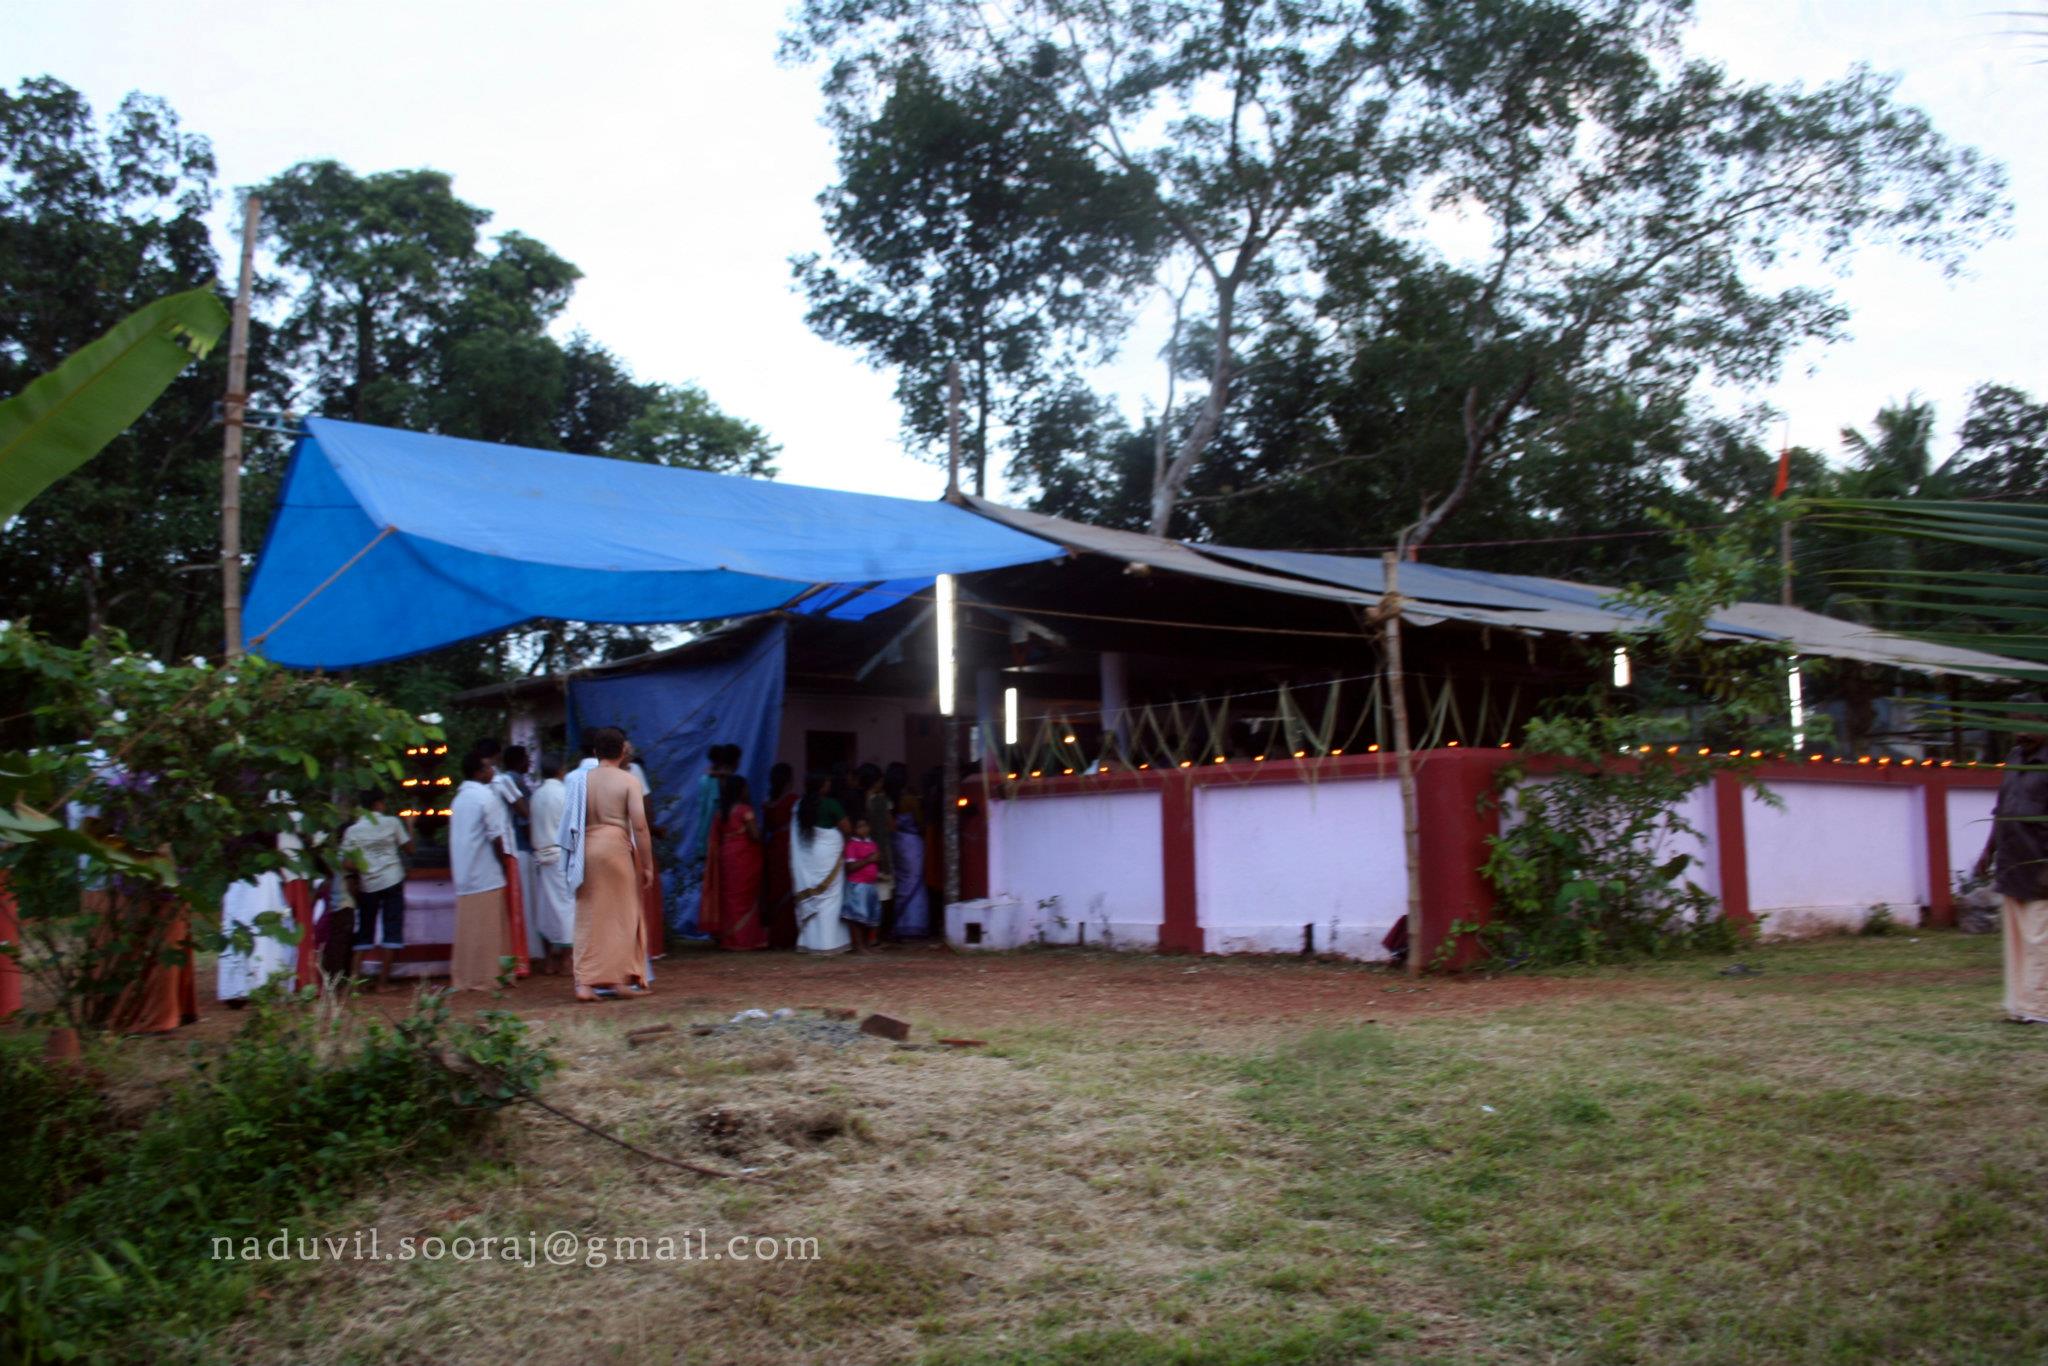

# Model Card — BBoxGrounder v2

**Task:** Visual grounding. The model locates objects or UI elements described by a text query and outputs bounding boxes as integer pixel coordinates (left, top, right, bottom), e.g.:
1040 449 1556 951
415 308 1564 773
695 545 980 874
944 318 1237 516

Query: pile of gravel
696 1010 879 1048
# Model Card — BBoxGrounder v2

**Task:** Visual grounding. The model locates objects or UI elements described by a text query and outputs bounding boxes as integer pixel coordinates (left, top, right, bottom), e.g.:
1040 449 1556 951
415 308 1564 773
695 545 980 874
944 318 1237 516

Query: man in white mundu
448 750 513 991
527 754 575 974
217 867 297 1002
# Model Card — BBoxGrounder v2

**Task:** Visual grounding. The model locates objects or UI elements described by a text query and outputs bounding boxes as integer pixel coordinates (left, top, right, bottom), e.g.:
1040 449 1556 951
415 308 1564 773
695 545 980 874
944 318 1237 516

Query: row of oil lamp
999 744 2005 780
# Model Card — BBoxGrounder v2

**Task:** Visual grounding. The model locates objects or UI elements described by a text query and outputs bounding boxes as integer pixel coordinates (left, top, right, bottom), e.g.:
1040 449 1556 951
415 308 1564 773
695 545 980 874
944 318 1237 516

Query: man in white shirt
527 754 574 973
447 750 513 991
341 788 412 988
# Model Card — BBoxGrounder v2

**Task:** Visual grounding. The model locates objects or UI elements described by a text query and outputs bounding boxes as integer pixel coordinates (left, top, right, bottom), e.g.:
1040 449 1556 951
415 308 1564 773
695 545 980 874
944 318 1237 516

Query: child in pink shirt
843 818 882 950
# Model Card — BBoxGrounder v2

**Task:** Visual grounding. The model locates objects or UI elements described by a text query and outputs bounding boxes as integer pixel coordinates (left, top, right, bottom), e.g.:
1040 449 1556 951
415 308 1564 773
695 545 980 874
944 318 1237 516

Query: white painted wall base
1203 922 1394 960
1757 901 1924 939
942 897 1161 951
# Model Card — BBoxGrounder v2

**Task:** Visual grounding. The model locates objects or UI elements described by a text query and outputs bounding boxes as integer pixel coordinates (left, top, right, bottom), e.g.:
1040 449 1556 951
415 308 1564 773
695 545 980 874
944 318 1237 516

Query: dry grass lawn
207 934 2048 1365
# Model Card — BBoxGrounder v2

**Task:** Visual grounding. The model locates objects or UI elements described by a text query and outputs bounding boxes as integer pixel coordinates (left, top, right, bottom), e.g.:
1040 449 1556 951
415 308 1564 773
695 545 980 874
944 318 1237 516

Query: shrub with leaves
0 988 555 1363
0 621 437 1029
1482 714 1746 966
1478 514 1793 966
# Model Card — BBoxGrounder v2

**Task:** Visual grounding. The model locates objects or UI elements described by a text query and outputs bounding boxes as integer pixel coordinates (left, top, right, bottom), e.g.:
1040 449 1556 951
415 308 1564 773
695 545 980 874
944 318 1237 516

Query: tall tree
258 163 569 434
0 77 257 655
791 1 2008 542
791 57 1161 494
1951 384 2047 500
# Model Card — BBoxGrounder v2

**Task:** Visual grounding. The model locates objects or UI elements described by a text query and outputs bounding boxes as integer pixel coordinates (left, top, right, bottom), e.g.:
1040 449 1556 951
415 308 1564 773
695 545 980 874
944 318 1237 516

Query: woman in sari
761 763 799 949
567 727 652 1000
108 887 197 1033
706 774 768 950
884 763 931 938
791 772 851 955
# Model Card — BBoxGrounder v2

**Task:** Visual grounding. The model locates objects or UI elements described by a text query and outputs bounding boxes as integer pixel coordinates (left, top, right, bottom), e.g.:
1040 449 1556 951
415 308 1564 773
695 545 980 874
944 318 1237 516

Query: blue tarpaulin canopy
242 418 1063 668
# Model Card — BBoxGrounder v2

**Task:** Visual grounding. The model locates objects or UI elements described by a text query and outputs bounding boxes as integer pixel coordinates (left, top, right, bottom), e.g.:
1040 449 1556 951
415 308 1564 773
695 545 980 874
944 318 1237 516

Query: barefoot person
1975 697 2048 1023
448 751 513 991
562 727 652 1000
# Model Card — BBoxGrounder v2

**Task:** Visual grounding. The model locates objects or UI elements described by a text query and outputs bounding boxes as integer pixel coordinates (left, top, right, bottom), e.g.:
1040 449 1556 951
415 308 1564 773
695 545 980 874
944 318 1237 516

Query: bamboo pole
1383 552 1423 977
221 193 261 658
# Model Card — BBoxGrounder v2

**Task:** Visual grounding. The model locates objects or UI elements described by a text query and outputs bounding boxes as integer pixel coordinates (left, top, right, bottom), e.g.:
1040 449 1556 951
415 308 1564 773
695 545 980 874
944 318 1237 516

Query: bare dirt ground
314 944 1654 1037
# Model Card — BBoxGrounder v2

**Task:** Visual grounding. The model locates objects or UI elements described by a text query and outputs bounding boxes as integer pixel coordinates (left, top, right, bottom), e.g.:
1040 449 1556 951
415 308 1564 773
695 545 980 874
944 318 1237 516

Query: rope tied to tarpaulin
246 525 396 650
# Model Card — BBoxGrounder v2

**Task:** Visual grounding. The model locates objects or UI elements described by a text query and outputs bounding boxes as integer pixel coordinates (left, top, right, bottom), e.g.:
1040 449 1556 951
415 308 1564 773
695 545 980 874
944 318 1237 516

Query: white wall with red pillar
962 750 2006 961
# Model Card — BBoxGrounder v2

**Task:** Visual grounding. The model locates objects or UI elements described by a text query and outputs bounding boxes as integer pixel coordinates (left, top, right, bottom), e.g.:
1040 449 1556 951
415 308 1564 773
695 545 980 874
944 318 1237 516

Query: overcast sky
9 0 2043 502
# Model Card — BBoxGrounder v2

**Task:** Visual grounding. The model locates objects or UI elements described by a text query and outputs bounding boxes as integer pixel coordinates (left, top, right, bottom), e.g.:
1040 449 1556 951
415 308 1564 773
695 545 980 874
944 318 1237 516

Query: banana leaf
1812 495 2048 690
0 287 229 523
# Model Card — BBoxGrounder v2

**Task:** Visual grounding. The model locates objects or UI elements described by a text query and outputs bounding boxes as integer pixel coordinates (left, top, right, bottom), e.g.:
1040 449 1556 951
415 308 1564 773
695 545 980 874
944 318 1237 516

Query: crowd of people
649 747 943 960
217 730 955 1006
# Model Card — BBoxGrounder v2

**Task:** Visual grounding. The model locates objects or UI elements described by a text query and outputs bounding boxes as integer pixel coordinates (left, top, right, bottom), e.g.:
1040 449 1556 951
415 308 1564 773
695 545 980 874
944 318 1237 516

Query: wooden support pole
943 360 963 906
221 193 261 659
1383 552 1424 977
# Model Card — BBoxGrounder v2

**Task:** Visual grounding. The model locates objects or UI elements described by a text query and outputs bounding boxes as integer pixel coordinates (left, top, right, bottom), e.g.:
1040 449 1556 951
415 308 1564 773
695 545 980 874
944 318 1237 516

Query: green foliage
0 76 260 657
1809 492 2048 753
790 0 2006 538
791 55 1162 495
0 78 776 682
1610 502 1808 740
1482 713 1740 967
0 287 227 523
1478 515 1800 965
1811 496 2048 678
0 990 554 1364
0 621 434 1030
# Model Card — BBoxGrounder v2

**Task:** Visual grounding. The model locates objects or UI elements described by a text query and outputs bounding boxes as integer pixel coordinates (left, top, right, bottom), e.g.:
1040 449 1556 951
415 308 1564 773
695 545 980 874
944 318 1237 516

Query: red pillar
1711 771 1753 930
1924 780 1954 928
1414 749 1508 970
960 790 989 902
0 870 21 1019
285 877 318 990
1159 775 1202 954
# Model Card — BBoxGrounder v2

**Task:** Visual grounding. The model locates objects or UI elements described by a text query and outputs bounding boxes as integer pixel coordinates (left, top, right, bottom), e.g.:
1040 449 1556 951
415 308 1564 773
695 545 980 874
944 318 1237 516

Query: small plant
0 988 554 1362
1861 904 1899 937
1480 714 1749 967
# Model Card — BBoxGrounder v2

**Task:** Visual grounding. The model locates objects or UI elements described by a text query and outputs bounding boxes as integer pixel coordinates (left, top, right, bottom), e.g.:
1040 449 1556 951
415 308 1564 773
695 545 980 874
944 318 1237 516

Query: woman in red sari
701 774 767 950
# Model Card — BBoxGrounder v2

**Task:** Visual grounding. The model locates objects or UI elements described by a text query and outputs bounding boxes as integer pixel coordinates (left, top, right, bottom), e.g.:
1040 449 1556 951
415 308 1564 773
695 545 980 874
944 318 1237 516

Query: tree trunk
353 298 375 422
82 558 104 641
973 354 991 498
1402 370 1539 552
1147 273 1240 537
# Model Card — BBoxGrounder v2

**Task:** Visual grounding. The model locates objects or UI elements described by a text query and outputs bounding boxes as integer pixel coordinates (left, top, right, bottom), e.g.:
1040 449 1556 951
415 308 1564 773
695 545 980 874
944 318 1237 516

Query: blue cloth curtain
567 623 785 934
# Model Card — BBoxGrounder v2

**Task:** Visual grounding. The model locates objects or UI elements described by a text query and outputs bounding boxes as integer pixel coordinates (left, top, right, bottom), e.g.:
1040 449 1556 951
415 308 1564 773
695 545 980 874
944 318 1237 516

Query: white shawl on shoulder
557 766 591 894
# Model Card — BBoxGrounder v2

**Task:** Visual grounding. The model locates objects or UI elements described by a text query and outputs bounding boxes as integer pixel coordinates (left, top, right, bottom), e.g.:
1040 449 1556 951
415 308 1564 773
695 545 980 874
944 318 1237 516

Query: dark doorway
805 729 858 775
904 712 945 780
